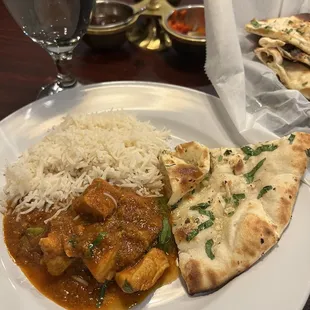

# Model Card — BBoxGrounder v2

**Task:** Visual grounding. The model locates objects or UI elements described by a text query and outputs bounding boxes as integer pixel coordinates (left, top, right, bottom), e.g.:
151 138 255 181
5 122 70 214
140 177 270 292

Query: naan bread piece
259 37 310 66
160 142 210 205
171 133 310 294
258 37 286 48
254 47 310 99
245 14 310 55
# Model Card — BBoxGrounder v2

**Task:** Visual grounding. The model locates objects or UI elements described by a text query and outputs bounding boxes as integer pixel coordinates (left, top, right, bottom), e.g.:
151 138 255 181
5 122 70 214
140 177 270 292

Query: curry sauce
3 180 178 310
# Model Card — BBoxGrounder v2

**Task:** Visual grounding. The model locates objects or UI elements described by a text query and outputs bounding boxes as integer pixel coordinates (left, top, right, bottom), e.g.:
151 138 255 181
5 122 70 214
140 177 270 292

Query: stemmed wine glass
3 0 95 98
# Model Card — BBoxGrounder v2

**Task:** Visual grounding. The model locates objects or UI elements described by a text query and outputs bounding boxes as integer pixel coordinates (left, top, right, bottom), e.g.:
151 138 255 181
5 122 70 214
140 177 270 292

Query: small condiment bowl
83 0 139 49
162 5 206 58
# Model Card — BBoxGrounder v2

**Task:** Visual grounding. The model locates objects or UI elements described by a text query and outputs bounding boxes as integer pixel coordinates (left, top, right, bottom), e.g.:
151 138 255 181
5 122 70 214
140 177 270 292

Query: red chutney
168 10 206 36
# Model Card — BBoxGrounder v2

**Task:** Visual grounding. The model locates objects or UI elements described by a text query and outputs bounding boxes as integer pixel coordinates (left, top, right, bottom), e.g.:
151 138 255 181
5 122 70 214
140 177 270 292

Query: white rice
0 112 170 220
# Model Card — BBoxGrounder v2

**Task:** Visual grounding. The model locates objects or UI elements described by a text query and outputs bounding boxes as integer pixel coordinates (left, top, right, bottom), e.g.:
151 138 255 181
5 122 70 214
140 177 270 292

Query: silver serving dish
83 0 139 49
162 5 206 57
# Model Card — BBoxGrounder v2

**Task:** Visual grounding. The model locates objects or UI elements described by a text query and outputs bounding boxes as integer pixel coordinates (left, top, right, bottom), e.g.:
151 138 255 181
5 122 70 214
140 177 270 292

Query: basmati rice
0 112 170 220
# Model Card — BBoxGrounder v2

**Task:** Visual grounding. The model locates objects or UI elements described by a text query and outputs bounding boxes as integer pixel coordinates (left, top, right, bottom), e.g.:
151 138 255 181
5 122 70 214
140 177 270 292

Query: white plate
0 82 309 310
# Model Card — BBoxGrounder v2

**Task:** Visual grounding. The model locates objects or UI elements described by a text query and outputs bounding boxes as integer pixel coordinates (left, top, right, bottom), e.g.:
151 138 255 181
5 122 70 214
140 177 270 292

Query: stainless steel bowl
83 0 138 49
162 5 206 58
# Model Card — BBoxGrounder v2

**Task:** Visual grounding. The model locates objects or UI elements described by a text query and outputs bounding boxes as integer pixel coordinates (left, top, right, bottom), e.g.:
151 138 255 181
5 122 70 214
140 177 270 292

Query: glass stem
51 51 77 89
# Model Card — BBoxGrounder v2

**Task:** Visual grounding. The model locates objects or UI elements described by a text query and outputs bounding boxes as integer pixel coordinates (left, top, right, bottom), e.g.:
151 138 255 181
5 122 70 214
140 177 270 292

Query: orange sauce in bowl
168 10 206 36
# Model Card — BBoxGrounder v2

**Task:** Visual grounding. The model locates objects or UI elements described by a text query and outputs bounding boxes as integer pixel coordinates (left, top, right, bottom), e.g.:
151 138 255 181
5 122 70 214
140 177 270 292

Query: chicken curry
4 179 178 309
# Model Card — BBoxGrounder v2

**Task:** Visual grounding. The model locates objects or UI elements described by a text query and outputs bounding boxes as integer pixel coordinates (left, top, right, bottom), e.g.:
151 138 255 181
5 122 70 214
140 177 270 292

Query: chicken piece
68 181 164 281
63 225 85 257
39 231 64 257
45 256 73 276
83 247 118 282
39 231 73 276
73 178 120 219
64 222 119 281
114 194 163 270
115 248 170 293
116 231 149 270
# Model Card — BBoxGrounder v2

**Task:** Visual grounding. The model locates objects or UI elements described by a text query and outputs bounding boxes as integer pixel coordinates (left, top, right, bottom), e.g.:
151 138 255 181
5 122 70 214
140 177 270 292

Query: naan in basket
161 133 310 294
254 46 310 99
258 37 310 66
245 14 310 55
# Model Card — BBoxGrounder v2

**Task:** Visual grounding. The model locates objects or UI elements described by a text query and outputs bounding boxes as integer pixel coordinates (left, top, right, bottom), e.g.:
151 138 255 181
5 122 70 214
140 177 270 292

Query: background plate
0 82 309 310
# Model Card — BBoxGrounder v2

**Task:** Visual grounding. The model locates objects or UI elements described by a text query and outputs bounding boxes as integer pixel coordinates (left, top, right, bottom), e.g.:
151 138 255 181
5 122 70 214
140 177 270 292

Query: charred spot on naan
293 132 310 153
258 174 299 235
177 164 204 185
164 164 204 204
296 13 310 22
182 259 231 294
234 214 278 260
173 225 194 244
278 196 294 227
205 269 224 290
284 44 302 55
240 245 256 258
278 184 298 226
182 259 204 295
290 133 310 175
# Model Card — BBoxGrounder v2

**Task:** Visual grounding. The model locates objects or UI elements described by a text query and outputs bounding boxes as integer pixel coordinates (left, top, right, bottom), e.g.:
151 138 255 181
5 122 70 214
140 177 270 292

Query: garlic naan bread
259 37 310 66
254 46 310 99
245 14 310 55
163 133 310 294
160 142 210 205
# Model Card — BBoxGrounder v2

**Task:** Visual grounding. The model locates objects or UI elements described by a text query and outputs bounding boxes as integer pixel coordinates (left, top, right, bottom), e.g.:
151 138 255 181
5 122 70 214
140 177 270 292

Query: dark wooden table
0 0 208 120
0 1 309 309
